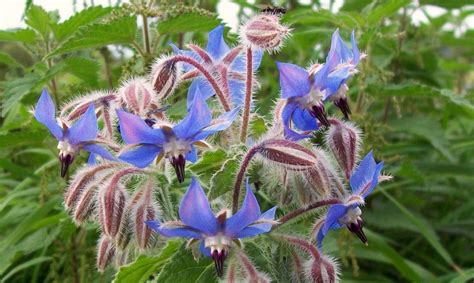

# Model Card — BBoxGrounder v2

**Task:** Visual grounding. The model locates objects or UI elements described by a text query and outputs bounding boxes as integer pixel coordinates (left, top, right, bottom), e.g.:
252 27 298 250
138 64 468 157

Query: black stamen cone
311 104 330 127
347 219 368 245
60 154 74 178
211 250 227 277
170 155 186 183
334 96 351 120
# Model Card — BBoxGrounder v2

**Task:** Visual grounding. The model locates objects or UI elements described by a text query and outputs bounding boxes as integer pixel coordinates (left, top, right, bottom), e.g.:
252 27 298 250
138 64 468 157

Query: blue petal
82 144 115 161
323 66 351 99
173 93 212 140
87 153 97 165
34 89 63 141
277 62 311 99
199 240 211 257
186 79 214 110
185 146 198 163
282 102 310 141
292 107 318 131
321 204 348 236
119 144 161 168
350 151 377 195
228 80 245 106
68 104 98 145
191 107 240 141
179 177 218 235
145 220 203 239
206 25 230 60
335 30 352 63
362 161 384 197
232 49 263 72
116 109 166 144
351 30 360 65
234 206 277 238
316 228 325 249
225 180 261 237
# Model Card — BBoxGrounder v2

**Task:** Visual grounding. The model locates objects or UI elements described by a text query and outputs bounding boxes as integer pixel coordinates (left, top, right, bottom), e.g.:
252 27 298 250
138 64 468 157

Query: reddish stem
240 47 253 142
276 198 342 227
232 145 260 213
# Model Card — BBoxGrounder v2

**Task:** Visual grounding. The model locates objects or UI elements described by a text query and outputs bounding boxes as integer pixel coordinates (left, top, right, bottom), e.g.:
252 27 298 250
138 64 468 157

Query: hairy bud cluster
119 77 157 116
150 56 181 100
240 13 290 52
304 255 340 283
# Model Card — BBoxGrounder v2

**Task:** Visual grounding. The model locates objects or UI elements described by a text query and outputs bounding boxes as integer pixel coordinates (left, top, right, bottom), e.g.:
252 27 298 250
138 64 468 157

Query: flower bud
131 181 159 250
72 178 101 224
257 139 318 170
304 255 339 283
150 56 181 100
240 14 290 52
325 119 361 180
302 149 344 198
119 77 156 116
97 235 115 272
98 181 129 238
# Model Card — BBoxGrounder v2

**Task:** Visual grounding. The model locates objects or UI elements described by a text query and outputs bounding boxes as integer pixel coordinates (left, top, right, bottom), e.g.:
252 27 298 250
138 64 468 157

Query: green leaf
0 131 47 149
47 16 137 58
380 189 455 266
189 149 228 184
449 267 474 283
367 0 410 24
0 73 41 117
54 6 113 42
0 51 23 68
2 256 52 281
155 244 216 283
250 114 267 139
114 240 180 283
25 5 52 38
158 12 221 34
0 29 36 44
209 157 239 199
63 57 100 86
419 0 472 9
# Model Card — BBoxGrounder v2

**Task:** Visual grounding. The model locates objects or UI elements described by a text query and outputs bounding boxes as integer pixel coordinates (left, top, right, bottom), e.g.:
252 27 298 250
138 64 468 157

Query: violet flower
117 90 239 182
146 177 276 276
34 89 114 177
316 151 383 248
171 25 263 107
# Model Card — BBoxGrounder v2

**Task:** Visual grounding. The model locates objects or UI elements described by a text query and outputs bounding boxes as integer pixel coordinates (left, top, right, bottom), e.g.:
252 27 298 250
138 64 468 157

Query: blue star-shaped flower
34 89 114 177
146 177 276 276
277 30 361 140
171 25 263 108
116 89 239 182
316 151 383 248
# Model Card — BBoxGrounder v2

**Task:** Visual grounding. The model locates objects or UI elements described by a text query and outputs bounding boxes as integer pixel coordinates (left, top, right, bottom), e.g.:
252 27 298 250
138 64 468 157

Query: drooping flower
318 29 361 119
316 151 383 248
171 25 263 107
277 30 361 140
34 89 115 177
146 177 277 276
116 90 239 182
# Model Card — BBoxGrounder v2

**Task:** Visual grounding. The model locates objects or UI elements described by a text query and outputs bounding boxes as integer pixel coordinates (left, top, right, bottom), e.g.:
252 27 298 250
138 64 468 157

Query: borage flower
117 91 239 182
277 30 361 140
34 89 114 177
146 178 276 276
316 151 383 248
171 25 263 107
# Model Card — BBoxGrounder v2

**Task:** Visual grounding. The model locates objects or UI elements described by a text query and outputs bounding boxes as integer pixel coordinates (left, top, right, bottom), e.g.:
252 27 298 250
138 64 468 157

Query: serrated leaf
0 73 41 117
155 244 216 283
0 29 36 44
158 12 221 34
47 16 137 58
114 240 180 283
25 5 52 38
367 0 410 24
54 6 112 42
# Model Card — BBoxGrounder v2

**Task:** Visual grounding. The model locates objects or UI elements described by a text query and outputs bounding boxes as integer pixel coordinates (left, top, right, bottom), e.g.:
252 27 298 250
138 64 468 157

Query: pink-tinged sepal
98 181 129 238
150 56 181 99
257 139 318 170
96 235 116 272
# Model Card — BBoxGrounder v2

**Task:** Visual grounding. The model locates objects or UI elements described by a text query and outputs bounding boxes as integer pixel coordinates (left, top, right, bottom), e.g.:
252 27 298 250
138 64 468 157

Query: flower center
163 138 192 182
57 141 78 177
339 206 367 245
205 234 231 277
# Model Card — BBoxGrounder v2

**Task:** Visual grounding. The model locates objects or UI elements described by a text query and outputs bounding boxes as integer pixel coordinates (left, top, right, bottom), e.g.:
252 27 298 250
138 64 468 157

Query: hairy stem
275 198 342 227
171 55 231 111
232 145 260 213
142 13 151 54
239 47 253 143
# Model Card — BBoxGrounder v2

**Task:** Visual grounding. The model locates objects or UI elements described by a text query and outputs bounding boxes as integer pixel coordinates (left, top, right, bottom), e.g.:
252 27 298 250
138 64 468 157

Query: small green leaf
114 240 181 283
155 244 216 283
209 157 239 199
25 5 52 38
2 257 52 281
250 114 267 140
63 57 100 86
189 149 228 184
158 12 221 34
54 6 113 42
48 16 137 58
0 29 36 44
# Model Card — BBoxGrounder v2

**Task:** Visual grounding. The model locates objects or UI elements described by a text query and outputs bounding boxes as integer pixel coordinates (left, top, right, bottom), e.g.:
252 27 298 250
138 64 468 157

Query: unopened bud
72 178 101 224
240 14 290 52
325 119 361 180
304 255 339 283
257 139 318 170
119 77 156 116
97 235 115 272
98 181 128 238
150 56 181 100
131 181 159 250
302 149 344 198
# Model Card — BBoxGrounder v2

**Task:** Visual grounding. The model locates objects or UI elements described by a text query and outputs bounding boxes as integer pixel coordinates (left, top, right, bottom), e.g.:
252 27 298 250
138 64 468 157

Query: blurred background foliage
0 0 473 282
